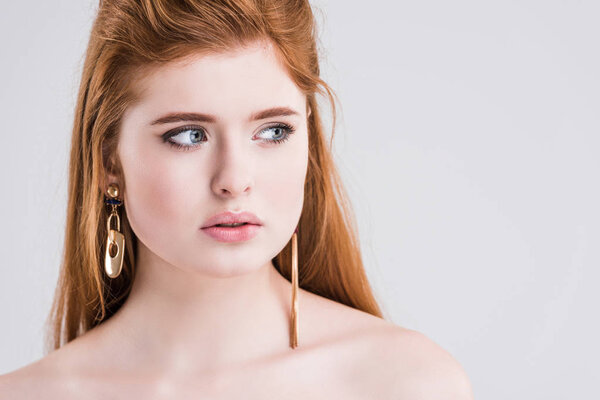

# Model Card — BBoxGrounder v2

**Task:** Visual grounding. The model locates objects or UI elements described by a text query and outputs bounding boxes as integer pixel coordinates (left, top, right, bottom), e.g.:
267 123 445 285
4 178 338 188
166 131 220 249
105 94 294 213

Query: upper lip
201 211 263 228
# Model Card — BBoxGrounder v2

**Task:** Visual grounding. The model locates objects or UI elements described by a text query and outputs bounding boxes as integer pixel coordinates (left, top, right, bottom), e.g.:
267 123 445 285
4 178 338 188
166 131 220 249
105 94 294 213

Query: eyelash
162 123 296 152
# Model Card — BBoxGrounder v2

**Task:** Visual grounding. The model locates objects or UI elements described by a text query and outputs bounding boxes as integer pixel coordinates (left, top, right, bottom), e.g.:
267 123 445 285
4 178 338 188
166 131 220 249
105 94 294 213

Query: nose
210 136 254 198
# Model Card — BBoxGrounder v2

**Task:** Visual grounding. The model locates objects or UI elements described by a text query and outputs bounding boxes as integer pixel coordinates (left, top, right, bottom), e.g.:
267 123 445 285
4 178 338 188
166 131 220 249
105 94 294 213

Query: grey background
1 1 599 398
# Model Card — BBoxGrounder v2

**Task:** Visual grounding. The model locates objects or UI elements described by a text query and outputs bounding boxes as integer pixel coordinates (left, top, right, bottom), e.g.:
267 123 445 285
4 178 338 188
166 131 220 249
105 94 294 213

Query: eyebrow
150 106 300 125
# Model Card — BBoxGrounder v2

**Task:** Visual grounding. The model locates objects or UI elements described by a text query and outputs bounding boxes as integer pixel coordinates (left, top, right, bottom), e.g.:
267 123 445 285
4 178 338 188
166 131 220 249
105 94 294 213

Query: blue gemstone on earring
105 198 122 205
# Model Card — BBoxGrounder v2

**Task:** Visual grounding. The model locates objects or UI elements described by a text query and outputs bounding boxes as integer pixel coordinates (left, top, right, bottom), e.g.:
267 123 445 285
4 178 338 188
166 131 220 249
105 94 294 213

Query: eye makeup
161 122 296 152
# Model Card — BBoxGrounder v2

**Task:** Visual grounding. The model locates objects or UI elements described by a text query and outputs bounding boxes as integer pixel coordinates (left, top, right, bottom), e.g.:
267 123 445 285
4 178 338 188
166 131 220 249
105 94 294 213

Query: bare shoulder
0 340 84 400
361 327 475 400
299 290 473 399
0 357 54 399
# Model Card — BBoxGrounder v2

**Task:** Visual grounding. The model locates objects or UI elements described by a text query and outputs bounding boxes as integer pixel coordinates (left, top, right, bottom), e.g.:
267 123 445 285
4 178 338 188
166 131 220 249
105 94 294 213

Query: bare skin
0 278 472 399
0 40 473 399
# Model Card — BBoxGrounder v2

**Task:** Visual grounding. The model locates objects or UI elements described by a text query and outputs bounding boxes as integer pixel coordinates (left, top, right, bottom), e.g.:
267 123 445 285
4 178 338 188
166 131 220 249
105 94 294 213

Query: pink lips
200 211 262 243
201 224 261 242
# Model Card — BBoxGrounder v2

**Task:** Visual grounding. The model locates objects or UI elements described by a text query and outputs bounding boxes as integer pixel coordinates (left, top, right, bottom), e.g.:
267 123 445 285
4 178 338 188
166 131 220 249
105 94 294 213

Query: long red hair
45 0 386 353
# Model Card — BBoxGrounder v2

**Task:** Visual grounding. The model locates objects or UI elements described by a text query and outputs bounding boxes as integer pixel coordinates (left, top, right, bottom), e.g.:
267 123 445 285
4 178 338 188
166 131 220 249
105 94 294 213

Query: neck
103 240 294 376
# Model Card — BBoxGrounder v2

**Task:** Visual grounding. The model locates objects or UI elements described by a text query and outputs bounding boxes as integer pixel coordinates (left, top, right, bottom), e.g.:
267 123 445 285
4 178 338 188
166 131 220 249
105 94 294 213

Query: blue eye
256 123 295 145
162 123 295 152
162 126 206 151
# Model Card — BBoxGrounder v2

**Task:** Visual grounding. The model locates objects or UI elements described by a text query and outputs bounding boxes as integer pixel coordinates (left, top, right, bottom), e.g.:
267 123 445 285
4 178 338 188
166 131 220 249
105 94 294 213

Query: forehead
127 41 305 122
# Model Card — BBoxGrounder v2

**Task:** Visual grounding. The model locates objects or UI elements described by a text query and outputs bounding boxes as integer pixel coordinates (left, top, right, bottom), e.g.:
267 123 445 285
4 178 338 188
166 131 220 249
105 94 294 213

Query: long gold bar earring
290 226 299 349
104 183 125 278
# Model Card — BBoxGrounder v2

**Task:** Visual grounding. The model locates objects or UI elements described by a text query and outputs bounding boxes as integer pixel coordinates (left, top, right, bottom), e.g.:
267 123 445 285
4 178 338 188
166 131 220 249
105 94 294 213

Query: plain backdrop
1 1 599 398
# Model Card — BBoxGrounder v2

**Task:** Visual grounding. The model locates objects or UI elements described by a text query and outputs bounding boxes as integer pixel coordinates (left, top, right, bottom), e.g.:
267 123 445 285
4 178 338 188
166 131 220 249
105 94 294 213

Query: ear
99 152 122 197
99 171 120 197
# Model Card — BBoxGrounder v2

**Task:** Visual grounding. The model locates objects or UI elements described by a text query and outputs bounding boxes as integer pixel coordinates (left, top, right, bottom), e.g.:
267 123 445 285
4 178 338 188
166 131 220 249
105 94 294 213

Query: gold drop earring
290 226 299 349
104 183 125 279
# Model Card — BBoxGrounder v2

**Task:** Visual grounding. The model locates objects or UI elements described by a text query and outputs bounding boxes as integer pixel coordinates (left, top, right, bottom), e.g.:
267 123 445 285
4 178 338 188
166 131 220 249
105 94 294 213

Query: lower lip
201 224 261 242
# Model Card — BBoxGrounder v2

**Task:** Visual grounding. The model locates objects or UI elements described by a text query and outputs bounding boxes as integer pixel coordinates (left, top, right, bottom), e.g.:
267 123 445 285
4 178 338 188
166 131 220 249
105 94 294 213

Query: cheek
260 135 308 224
120 145 201 244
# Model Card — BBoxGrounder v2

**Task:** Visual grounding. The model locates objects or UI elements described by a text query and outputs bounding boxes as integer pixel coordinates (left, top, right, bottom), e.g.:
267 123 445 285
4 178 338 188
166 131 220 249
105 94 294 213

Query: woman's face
114 40 309 277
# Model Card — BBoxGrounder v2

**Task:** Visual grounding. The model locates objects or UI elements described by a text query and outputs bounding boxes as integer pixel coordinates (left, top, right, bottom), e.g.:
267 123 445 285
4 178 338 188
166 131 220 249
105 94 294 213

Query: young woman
0 0 473 398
